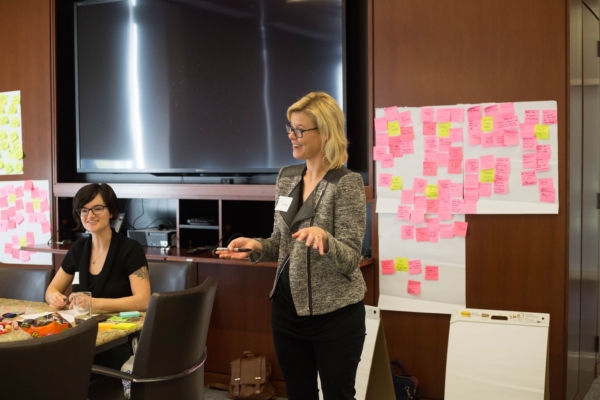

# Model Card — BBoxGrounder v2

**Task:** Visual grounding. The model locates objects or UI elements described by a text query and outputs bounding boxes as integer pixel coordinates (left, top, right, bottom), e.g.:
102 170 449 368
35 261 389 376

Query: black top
62 229 148 299
271 178 365 340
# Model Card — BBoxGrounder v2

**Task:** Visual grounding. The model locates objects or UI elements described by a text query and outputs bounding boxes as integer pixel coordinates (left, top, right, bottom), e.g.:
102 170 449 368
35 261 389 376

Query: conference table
0 298 144 353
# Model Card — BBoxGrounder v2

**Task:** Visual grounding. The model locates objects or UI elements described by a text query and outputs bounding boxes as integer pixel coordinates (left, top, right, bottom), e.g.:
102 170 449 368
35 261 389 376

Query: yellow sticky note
0 131 6 141
482 116 494 132
0 94 7 107
8 194 15 204
390 176 403 191
394 257 409 272
0 107 4 114
480 169 495 183
13 162 22 173
425 184 439 199
33 198 41 211
0 116 8 125
14 150 23 161
1 141 9 150
10 117 20 127
10 95 20 105
7 105 17 114
534 124 549 140
112 322 137 330
12 141 21 151
9 132 18 142
387 121 400 136
19 238 26 247
0 160 5 169
437 122 451 138
4 163 13 174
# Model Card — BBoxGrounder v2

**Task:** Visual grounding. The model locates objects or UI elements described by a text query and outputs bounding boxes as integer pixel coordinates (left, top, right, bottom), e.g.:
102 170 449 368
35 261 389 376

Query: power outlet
220 178 234 184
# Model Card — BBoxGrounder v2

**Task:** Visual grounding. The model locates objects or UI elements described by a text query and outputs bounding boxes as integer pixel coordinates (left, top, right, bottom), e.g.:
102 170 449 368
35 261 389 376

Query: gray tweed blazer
250 164 367 316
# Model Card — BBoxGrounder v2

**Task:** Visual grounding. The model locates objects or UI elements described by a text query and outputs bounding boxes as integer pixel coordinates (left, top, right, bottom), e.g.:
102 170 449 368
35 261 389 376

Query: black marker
215 247 252 252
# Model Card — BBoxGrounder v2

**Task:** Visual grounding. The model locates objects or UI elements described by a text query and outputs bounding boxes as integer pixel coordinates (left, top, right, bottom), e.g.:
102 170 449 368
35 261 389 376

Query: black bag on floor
390 359 420 400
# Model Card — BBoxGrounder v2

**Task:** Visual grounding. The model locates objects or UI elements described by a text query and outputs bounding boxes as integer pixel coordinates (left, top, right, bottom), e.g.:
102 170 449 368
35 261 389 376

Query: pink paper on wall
467 105 482 121
401 225 415 240
453 221 468 236
374 117 388 133
378 173 392 187
408 260 422 275
421 107 434 122
524 110 539 124
401 190 415 204
381 260 394 275
425 266 439 280
407 280 421 296
415 227 429 242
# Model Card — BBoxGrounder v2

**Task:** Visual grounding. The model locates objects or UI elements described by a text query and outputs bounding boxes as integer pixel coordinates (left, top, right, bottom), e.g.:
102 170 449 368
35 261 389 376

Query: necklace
92 248 106 265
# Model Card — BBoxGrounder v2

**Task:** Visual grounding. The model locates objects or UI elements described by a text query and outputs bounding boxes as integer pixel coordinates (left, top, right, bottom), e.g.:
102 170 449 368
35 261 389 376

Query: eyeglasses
77 205 107 216
285 124 318 139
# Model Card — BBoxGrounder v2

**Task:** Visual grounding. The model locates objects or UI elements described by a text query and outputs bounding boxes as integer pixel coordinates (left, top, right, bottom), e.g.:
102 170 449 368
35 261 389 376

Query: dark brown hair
72 183 120 231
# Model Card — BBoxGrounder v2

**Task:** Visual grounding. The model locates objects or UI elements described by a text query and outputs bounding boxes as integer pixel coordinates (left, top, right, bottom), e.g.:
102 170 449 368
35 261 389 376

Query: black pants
272 331 365 400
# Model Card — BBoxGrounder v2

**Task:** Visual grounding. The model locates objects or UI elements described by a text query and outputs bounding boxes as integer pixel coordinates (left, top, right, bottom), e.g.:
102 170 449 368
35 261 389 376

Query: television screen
74 0 344 175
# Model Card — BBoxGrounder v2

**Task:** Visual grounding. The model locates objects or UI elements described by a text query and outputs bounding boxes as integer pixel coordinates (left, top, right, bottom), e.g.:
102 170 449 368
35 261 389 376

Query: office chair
88 276 218 400
0 266 54 301
147 260 197 293
0 319 98 399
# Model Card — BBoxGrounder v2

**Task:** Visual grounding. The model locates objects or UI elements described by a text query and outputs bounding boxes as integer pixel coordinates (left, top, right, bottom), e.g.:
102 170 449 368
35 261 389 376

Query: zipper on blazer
270 256 290 300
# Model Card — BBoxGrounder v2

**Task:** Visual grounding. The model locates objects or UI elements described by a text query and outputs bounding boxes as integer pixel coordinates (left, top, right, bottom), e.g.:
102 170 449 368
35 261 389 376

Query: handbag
390 359 420 400
227 351 277 400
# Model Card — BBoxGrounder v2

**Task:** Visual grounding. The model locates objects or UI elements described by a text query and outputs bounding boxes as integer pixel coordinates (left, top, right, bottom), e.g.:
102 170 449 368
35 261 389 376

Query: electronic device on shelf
127 229 176 248
187 217 216 226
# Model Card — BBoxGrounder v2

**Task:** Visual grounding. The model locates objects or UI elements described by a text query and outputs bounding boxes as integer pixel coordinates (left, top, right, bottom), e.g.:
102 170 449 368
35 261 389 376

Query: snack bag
18 312 71 337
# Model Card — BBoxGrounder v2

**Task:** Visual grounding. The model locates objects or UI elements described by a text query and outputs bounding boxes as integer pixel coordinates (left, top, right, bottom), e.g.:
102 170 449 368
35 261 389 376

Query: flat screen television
74 0 352 179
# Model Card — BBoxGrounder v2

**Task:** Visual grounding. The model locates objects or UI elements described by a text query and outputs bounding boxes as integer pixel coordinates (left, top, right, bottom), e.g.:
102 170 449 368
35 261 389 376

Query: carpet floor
204 387 287 399
586 379 600 400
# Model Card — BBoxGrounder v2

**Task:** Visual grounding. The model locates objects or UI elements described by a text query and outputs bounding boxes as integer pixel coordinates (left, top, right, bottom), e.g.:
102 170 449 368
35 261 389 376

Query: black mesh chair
0 266 54 301
147 260 197 293
88 276 218 400
0 319 98 399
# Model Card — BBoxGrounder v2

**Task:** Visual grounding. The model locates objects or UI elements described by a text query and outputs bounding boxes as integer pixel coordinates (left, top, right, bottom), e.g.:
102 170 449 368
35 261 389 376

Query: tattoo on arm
132 266 149 280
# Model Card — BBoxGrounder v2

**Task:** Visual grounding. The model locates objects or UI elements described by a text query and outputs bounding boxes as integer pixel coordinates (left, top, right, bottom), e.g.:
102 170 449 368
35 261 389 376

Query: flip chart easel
445 308 550 400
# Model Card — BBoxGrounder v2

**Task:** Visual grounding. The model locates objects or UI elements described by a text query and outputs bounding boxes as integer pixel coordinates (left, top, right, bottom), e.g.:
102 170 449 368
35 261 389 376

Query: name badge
275 196 293 212
73 272 80 285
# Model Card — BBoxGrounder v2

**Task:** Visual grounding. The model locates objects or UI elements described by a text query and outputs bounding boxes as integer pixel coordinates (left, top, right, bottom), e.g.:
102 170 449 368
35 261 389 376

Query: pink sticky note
414 196 426 210
25 202 34 214
410 209 425 224
500 102 515 117
450 108 464 122
504 131 519 146
436 152 449 167
484 104 499 117
539 178 555 191
424 136 437 151
11 248 19 259
374 117 388 132
26 232 34 246
465 174 479 189
413 178 427 193
0 197 7 208
388 137 402 158
495 171 510 182
0 211 7 221
408 260 422 275
537 145 551 160
423 121 437 136
27 214 36 223
41 221 51 234
23 180 34 190
438 207 452 221
36 212 46 223
540 188 556 203
463 200 477 214
449 147 463 161
11 234 19 247
400 141 414 155
479 182 492 197
421 107 434 122
7 207 15 218
451 199 464 214
381 154 394 168
376 133 389 146
20 250 30 262
425 266 439 280
542 110 557 124
14 213 24 225
31 188 39 199
450 183 463 197
524 110 540 124
480 155 495 170
494 181 508 194
15 199 23 211
438 138 452 153
407 280 421 296
426 152 438 163
465 159 479 173
397 206 411 220
493 131 506 147
453 221 468 236
522 153 537 169
469 131 482 146
536 158 550 172
400 126 415 140
39 189 48 202
0 221 7 232
7 220 15 230
502 115 519 131
4 243 12 254
449 128 463 142
496 157 510 172
401 225 415 240
522 137 537 151
520 124 535 138
415 227 429 242
467 106 482 121
426 217 440 230
373 146 387 161
401 190 415 204
436 108 451 122
423 162 437 176
426 199 439 214
381 260 394 275
481 133 494 148
384 106 398 121
464 188 479 201
378 173 392 187
448 160 462 174
398 110 412 126
428 228 439 243
521 171 537 186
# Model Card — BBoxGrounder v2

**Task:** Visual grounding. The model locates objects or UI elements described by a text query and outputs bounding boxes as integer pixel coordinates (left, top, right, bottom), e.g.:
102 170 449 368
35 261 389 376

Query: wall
373 1 568 399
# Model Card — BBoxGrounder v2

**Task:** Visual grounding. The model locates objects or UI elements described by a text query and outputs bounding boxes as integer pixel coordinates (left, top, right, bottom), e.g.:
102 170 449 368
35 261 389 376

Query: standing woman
45 183 150 367
218 92 367 400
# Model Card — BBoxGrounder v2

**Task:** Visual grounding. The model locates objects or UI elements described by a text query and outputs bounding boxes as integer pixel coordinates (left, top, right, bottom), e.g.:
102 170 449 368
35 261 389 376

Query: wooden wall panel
374 1 568 399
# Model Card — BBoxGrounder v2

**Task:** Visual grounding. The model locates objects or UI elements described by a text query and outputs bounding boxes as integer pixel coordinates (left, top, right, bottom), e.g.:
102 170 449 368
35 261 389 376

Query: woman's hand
292 227 329 255
216 237 262 260
47 291 69 309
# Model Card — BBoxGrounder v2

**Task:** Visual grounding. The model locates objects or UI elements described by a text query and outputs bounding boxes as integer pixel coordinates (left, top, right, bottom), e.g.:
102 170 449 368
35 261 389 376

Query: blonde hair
287 91 348 170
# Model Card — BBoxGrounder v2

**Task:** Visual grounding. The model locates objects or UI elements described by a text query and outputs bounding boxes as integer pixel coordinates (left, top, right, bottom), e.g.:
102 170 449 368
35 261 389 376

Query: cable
131 199 145 230
47 219 69 245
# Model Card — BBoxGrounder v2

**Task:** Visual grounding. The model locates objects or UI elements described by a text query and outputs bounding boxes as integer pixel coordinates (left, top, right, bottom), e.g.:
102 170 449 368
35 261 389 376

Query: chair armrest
92 364 142 381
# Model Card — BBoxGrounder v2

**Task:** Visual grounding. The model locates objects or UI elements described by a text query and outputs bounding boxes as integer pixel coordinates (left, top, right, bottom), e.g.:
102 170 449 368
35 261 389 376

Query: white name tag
275 196 293 212
73 272 80 285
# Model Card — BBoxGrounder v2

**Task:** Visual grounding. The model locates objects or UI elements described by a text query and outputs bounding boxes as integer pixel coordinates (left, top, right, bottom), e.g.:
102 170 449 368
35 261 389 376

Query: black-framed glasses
77 205 107 216
285 124 318 139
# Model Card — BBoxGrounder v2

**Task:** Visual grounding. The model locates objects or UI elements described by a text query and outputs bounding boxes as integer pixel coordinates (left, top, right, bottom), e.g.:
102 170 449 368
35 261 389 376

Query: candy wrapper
0 321 20 335
18 312 71 338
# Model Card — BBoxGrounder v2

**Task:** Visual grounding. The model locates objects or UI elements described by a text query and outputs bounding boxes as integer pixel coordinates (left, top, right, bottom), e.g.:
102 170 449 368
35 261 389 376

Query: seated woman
45 183 150 368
